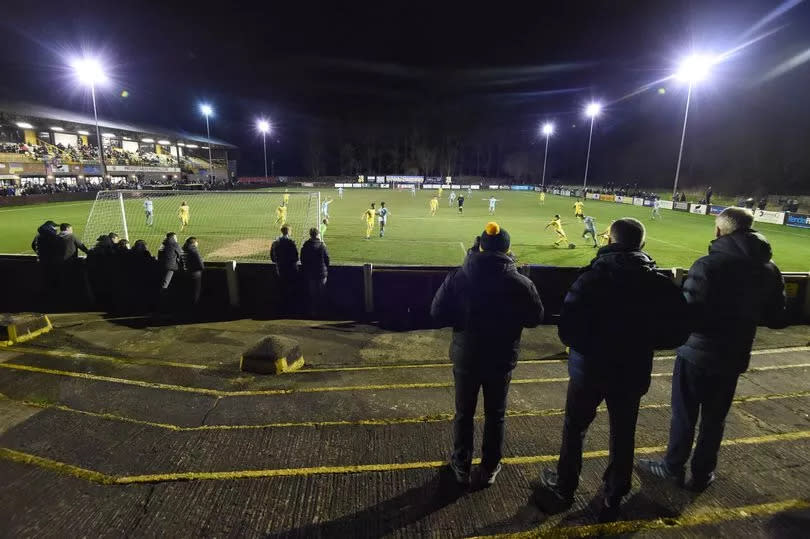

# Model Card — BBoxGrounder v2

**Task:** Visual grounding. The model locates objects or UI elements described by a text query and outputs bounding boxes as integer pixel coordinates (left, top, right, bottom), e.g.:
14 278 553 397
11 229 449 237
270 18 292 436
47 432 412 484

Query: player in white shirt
582 215 598 247
467 186 472 195
449 190 457 206
321 198 333 219
338 187 344 199
410 185 416 197
143 197 153 226
651 198 662 220
485 196 499 215
377 201 390 237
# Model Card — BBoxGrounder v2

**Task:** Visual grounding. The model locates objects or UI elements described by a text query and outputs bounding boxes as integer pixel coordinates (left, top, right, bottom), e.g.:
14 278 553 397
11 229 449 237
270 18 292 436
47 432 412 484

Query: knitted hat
480 221 510 252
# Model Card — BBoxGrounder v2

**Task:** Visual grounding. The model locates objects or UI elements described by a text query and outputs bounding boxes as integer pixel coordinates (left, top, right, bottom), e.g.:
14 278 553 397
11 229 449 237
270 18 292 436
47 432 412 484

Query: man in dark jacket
57 223 89 261
535 218 690 522
31 221 60 264
270 225 299 314
431 222 544 487
157 232 184 292
300 227 330 318
182 237 204 306
639 207 786 491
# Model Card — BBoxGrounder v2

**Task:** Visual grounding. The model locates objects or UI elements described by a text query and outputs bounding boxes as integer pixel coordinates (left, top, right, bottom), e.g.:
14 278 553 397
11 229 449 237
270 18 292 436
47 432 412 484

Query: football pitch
1 188 809 270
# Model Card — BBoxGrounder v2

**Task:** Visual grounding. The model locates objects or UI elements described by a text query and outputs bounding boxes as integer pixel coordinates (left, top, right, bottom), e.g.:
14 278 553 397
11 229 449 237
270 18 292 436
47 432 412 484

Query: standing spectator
57 223 88 261
705 185 713 205
270 225 299 314
157 232 183 295
300 227 330 318
182 237 204 307
31 221 59 262
430 222 544 487
639 208 786 491
534 218 690 522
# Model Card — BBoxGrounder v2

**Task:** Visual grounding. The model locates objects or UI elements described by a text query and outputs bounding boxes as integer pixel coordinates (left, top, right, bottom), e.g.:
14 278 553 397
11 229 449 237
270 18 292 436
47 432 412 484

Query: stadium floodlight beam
583 102 601 190
199 104 214 181
257 119 271 181
540 122 554 187
672 54 714 199
71 57 109 180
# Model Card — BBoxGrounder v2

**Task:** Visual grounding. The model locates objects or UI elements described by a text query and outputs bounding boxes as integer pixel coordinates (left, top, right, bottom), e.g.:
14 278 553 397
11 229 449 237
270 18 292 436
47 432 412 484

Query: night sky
1 0 809 189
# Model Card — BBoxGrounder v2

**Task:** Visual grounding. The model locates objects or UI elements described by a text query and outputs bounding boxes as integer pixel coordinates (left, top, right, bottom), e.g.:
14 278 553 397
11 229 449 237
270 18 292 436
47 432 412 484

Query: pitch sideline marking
6 346 209 370
2 390 808 432
1 429 809 484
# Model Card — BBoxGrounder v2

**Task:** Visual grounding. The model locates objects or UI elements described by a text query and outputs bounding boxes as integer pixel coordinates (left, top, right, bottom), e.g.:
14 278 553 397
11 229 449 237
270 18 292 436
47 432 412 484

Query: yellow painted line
2 361 809 397
2 429 809 484
8 346 209 370
475 499 810 538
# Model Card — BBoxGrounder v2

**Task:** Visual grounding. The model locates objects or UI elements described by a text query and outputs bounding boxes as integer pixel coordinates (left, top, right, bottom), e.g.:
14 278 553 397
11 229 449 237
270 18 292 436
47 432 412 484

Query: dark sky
2 0 809 180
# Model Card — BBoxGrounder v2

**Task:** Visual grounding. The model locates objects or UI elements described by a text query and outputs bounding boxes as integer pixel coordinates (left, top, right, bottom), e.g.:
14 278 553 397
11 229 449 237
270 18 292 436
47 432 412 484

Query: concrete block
0 313 52 346
240 335 304 375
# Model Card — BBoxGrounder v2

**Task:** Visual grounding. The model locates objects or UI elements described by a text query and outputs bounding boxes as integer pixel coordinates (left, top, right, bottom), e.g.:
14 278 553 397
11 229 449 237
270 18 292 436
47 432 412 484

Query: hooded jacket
270 235 299 277
158 237 184 272
31 223 60 264
300 238 330 280
430 251 544 372
678 229 786 375
559 244 690 395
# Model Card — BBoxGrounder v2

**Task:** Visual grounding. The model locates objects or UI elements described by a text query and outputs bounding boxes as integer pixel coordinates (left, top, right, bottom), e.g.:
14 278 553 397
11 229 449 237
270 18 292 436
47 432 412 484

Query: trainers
686 472 716 492
637 459 685 486
598 497 621 523
478 463 502 487
532 468 574 513
449 460 471 487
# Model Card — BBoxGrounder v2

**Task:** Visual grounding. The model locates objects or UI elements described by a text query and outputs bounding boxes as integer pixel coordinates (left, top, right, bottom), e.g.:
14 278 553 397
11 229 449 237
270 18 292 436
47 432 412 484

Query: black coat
558 244 690 396
183 245 205 272
57 232 88 261
270 235 299 277
431 251 544 372
31 223 61 264
678 229 786 375
300 238 330 280
158 238 184 272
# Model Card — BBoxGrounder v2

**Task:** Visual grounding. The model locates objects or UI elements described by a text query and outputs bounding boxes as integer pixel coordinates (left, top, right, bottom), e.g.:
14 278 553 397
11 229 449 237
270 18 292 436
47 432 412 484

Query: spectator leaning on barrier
639 207 786 492
57 223 88 261
157 232 184 293
431 222 544 487
534 218 690 522
183 237 204 306
31 220 59 264
270 225 300 314
300 227 330 318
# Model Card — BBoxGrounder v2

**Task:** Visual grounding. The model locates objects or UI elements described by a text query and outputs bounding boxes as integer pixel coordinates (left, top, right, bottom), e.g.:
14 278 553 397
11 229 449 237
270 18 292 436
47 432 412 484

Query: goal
82 190 321 262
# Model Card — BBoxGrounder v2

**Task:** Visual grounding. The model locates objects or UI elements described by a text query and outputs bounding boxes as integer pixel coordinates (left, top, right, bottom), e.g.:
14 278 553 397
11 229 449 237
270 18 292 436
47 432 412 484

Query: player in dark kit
458 194 465 214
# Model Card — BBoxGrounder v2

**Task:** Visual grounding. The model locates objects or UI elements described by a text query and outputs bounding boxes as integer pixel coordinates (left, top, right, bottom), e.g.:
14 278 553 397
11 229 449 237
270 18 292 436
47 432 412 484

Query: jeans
452 366 512 472
189 271 202 306
556 379 641 500
665 357 739 479
161 270 175 290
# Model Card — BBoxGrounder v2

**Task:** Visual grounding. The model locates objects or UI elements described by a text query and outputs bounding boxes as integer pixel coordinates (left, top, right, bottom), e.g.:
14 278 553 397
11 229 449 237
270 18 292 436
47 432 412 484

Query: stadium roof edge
0 100 237 149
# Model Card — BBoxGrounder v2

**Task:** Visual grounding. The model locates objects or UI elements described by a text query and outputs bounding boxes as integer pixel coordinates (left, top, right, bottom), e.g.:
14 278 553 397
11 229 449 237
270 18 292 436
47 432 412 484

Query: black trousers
665 357 739 478
452 366 512 472
556 379 641 500
189 271 202 306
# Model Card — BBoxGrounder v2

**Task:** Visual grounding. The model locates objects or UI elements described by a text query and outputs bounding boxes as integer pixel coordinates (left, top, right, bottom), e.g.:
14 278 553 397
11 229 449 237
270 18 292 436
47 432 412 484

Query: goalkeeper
362 202 376 239
178 201 190 231
275 202 288 225
545 214 569 247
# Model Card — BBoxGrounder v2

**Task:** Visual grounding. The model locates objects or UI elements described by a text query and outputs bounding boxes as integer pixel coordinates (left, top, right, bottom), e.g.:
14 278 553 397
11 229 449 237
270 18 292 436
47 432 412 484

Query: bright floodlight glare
157 140 171 145
51 126 64 131
257 120 271 133
676 54 714 82
542 123 554 136
77 130 90 135
16 122 34 129
200 104 213 117
71 57 107 86
141 138 154 143
585 103 602 117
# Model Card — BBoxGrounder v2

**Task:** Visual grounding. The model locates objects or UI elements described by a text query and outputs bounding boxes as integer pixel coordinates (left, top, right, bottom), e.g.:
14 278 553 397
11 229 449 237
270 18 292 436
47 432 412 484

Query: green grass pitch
1 188 808 270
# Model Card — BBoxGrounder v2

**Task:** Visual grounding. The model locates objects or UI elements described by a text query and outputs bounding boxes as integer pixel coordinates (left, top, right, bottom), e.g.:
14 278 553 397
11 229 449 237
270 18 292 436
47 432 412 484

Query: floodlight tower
72 58 108 179
257 120 271 181
672 54 713 198
583 102 602 190
200 104 214 181
541 122 554 187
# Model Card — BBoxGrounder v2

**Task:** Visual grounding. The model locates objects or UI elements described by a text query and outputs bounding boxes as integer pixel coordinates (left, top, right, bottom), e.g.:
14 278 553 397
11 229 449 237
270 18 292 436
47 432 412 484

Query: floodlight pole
262 131 268 180
583 115 595 190
541 133 550 188
672 82 693 199
204 114 213 182
90 83 107 180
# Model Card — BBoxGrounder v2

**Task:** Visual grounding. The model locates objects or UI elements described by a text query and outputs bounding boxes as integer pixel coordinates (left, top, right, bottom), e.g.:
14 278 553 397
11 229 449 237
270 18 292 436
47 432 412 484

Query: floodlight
675 54 714 83
157 140 171 145
141 138 154 143
102 133 116 138
51 126 64 132
16 122 34 129
585 103 602 118
257 120 271 133
77 130 90 135
542 123 554 136
71 57 107 86
186 144 199 148
200 104 213 117
177 142 186 147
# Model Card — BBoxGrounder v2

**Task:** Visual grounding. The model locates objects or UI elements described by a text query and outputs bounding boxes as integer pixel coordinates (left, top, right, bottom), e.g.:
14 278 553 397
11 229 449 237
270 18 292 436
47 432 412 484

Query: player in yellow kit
283 190 290 205
598 221 613 246
362 202 376 239
437 186 443 199
545 214 569 247
573 200 584 220
275 202 288 225
539 191 546 204
178 201 190 231
429 195 439 216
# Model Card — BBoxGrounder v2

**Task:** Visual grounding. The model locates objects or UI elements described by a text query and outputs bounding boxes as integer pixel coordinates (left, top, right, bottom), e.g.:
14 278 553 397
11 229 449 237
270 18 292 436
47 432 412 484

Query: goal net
82 190 320 262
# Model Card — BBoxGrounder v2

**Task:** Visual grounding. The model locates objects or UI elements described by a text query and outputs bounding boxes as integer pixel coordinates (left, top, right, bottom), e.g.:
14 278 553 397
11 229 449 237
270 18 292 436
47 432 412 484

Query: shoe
532 468 574 513
598 497 621 523
478 463 502 487
449 460 471 487
686 472 716 492
637 459 685 486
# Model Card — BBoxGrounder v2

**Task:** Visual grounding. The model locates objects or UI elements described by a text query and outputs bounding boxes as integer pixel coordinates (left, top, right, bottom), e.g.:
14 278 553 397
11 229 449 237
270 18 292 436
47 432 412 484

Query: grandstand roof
0 101 237 149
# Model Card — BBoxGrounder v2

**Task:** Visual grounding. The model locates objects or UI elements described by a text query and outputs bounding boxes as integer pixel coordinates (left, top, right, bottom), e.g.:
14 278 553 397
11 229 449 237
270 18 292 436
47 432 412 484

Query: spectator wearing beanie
431 222 544 487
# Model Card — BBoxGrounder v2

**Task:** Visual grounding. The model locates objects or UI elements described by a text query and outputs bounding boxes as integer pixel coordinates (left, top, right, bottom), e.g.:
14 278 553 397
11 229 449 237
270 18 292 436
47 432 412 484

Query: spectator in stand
118 239 130 252
300 227 330 318
270 225 299 314
57 223 88 261
31 221 59 262
705 186 713 205
182 237 204 307
430 222 544 487
157 232 184 297
639 208 786 492
534 218 690 522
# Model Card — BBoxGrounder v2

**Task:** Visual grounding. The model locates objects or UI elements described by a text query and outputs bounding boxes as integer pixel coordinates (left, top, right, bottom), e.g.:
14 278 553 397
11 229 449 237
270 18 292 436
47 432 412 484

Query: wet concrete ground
0 313 808 537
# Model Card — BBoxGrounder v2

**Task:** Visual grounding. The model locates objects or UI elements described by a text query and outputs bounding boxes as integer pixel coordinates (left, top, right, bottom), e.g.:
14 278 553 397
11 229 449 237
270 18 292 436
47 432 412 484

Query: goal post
82 190 320 262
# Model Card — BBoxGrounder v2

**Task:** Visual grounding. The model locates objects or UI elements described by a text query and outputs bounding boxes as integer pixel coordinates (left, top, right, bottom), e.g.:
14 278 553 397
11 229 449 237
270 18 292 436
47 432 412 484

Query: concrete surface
0 313 808 537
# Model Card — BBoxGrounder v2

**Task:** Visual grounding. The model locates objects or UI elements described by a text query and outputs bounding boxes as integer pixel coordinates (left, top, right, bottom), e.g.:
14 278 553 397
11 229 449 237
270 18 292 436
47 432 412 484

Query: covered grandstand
0 101 238 193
